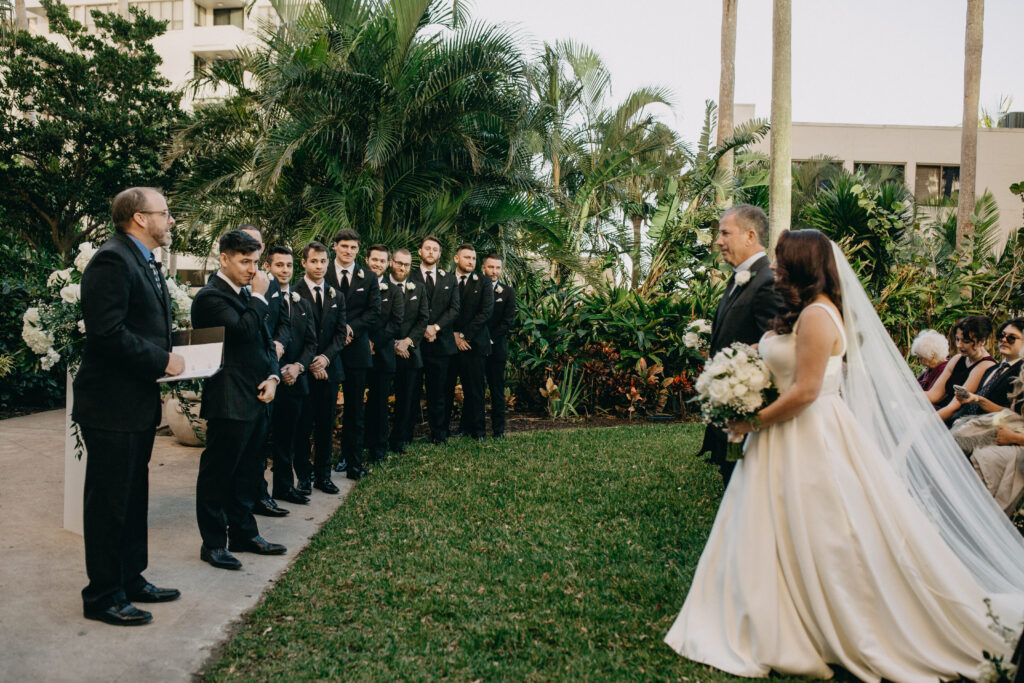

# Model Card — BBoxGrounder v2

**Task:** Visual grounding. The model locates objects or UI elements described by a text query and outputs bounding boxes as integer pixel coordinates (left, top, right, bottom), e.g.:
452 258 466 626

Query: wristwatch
433 324 441 334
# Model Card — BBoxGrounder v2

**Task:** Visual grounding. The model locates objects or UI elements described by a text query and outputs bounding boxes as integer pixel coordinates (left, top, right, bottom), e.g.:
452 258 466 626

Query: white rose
291 292 300 303
695 371 711 396
731 382 749 398
743 393 763 412
60 283 81 304
747 367 767 389
735 270 751 286
77 320 86 334
380 282 389 291
74 242 96 272
708 379 732 405
732 350 749 366
707 359 728 377
683 331 700 349
696 319 712 334
48 268 73 287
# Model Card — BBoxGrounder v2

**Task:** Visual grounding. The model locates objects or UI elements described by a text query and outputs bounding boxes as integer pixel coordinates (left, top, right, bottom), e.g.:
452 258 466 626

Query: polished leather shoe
295 477 312 496
228 535 287 555
332 460 348 473
84 602 152 626
492 433 505 440
474 435 485 442
274 488 310 505
450 430 466 438
346 466 369 481
200 546 242 570
429 436 448 446
253 498 289 517
128 583 181 603
314 478 340 494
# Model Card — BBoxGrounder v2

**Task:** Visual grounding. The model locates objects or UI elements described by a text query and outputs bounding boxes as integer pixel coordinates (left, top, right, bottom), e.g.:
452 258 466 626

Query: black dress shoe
295 477 312 496
451 430 466 438
200 546 243 570
429 436 448 446
253 498 290 517
388 443 407 455
333 460 348 473
492 433 505 440
228 535 287 555
346 466 369 481
84 602 152 626
274 488 310 505
314 478 340 494
127 583 181 603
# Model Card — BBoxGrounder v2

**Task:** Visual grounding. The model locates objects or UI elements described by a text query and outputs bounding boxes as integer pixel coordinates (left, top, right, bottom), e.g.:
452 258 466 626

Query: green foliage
0 0 186 263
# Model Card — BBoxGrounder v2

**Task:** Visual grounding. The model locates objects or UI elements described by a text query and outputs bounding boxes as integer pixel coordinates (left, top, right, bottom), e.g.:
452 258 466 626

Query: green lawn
205 424 818 681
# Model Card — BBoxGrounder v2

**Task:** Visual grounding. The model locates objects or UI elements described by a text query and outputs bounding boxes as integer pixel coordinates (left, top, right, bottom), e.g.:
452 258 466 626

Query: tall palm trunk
768 0 791 253
716 0 738 208
15 0 27 29
631 213 643 289
957 0 984 254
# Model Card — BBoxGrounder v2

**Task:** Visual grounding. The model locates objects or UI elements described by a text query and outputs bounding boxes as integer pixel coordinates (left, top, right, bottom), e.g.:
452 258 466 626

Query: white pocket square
331 304 337 308
356 287 365 292
410 296 418 300
271 291 280 298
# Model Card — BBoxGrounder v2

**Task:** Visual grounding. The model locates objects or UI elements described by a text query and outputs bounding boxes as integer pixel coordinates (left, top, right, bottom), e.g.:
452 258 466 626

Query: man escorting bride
666 225 1024 681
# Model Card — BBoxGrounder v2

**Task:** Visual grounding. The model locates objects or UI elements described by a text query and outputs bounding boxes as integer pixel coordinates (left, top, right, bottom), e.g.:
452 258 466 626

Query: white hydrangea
60 283 81 304
683 331 701 349
47 268 73 288
74 242 97 273
22 308 54 355
40 348 61 371
23 307 40 325
686 318 712 334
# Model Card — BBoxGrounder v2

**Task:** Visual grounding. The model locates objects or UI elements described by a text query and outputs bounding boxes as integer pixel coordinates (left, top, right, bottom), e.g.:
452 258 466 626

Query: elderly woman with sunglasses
948 318 1024 424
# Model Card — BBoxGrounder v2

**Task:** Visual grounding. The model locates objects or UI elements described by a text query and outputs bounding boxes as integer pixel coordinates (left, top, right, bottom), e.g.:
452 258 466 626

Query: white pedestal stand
63 372 85 535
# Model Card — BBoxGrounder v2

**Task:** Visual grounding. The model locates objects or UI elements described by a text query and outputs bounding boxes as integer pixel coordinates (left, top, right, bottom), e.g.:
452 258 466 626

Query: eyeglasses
999 333 1021 343
138 210 173 219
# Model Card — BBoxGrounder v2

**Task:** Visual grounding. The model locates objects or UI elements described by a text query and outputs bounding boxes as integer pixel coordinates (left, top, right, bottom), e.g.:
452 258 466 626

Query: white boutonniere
438 269 446 277
379 281 388 291
495 284 503 294
406 281 415 291
734 270 752 286
472 273 478 281
290 292 300 303
328 287 336 298
357 269 364 279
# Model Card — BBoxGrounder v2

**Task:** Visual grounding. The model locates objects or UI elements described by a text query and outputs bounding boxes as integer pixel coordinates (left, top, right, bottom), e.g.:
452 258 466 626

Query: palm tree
768 0 791 252
715 0 738 207
957 0 984 254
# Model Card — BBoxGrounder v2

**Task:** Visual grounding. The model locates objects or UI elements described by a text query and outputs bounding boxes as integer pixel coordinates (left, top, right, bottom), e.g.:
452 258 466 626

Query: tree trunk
631 213 643 289
768 0 792 254
15 0 27 30
957 0 984 254
552 152 560 194
716 0 738 208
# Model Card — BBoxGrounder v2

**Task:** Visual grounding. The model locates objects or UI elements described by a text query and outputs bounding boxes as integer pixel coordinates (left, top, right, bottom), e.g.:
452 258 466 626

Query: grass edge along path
204 424 823 682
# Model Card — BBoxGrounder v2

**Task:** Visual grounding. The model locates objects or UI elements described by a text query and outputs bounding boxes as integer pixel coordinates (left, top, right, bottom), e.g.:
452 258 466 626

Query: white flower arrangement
290 292 300 303
471 273 478 281
328 286 336 298
73 242 97 273
357 269 364 279
438 269 446 277
406 281 415 290
734 269 752 286
495 284 503 294
683 318 712 353
694 342 777 460
379 281 388 291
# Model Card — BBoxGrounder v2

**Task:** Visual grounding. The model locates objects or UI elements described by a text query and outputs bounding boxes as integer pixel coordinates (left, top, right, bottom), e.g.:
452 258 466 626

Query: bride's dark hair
772 229 842 334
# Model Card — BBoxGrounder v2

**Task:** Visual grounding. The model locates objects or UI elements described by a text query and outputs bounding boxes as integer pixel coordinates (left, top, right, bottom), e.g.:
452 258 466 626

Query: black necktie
426 271 436 296
459 275 467 293
147 255 164 293
341 269 350 291
315 285 323 310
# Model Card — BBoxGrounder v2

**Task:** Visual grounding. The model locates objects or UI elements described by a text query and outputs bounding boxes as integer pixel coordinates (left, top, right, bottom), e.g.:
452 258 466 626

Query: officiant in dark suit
73 187 184 626
702 204 781 487
388 248 429 454
363 244 404 464
326 228 381 481
410 236 461 444
444 245 493 441
191 230 286 571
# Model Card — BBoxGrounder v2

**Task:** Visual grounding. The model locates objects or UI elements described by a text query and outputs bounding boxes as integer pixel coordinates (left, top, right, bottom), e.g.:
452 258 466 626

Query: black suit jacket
205 271 291 351
293 279 348 383
487 281 516 357
369 278 404 373
278 290 318 397
191 275 278 422
395 278 429 370
453 272 494 354
410 268 461 357
72 232 172 431
708 256 781 355
326 261 382 370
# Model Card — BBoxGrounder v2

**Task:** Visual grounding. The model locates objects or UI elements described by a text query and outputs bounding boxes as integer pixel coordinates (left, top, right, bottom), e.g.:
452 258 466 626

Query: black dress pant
446 350 486 437
342 368 367 470
365 367 394 459
391 364 418 447
702 424 736 487
485 350 508 436
270 386 304 495
297 378 338 481
80 426 154 610
415 352 450 440
196 415 266 549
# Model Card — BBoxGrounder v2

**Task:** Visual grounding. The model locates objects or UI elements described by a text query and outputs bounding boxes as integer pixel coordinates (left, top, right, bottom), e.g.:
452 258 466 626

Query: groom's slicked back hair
219 230 261 256
111 187 160 232
723 204 769 247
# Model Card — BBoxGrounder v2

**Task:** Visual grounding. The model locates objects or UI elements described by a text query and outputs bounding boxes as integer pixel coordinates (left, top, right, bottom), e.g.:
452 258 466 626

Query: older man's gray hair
722 204 769 247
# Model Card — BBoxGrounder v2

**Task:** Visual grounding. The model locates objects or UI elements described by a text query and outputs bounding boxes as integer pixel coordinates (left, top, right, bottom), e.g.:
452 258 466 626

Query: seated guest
911 329 949 391
925 315 995 424
969 409 1024 514
950 317 1024 424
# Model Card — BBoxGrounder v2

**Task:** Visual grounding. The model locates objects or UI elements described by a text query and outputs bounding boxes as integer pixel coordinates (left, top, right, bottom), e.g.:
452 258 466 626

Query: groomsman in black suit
388 248 429 454
191 230 287 571
702 204 781 487
410 236 461 444
363 244 404 464
445 245 494 441
238 225 292 518
293 242 348 494
326 229 381 481
265 246 316 505
73 187 183 625
482 253 515 439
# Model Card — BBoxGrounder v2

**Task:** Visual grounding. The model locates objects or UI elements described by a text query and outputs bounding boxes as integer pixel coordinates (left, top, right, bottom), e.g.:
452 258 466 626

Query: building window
212 7 243 28
252 5 279 28
854 162 905 184
194 3 207 26
69 4 117 32
915 164 960 202
130 0 183 30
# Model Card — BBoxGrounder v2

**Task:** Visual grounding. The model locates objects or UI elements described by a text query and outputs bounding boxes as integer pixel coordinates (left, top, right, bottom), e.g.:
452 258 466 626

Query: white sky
472 0 1024 145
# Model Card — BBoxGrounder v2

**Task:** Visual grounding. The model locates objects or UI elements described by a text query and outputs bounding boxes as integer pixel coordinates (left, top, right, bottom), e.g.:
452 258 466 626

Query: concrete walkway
0 409 352 682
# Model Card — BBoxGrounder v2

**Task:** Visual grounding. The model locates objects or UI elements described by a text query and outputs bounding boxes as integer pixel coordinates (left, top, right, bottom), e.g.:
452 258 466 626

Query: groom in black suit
702 204 781 486
73 187 184 626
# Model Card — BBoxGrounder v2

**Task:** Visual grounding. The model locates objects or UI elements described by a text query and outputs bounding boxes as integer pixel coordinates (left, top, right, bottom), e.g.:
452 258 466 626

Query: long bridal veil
833 241 1024 596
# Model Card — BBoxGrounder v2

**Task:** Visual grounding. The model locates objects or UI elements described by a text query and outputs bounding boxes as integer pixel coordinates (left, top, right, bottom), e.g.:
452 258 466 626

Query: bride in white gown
665 230 1024 681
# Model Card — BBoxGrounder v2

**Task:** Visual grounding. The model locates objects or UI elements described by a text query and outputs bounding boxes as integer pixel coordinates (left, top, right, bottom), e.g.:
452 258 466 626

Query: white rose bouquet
683 318 712 355
694 342 777 461
22 241 193 372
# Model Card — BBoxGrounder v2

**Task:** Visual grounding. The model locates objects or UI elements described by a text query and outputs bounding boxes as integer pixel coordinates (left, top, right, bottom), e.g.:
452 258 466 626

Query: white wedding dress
665 303 1020 681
